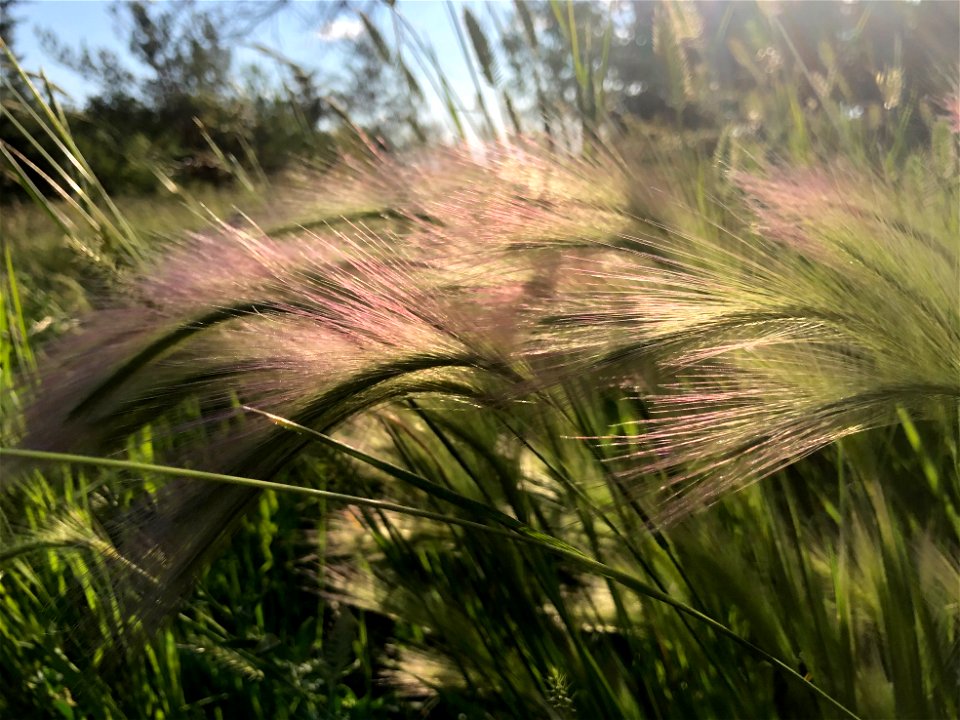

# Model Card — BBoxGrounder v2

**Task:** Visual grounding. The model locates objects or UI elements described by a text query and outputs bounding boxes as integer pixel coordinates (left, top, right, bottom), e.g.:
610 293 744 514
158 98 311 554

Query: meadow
1 2 958 718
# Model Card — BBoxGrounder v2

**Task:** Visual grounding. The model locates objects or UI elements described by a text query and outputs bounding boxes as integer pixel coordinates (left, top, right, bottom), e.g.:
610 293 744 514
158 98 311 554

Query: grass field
1 2 958 718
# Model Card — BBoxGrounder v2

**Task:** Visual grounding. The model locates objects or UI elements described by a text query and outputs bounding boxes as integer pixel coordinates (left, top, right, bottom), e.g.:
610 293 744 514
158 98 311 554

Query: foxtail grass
4 132 957 716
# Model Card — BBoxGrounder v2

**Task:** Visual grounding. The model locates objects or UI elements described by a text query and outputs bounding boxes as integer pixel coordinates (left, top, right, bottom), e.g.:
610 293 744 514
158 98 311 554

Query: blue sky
10 0 507 140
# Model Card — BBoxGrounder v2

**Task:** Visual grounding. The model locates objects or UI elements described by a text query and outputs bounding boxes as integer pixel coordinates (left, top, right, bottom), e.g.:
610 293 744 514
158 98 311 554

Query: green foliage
1 2 958 718
2 1 335 201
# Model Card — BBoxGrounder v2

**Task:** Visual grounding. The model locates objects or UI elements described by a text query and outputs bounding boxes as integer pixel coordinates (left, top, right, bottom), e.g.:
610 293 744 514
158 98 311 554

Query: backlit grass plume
8 144 634 626
5 134 959 719
11 138 959 594
556 161 959 518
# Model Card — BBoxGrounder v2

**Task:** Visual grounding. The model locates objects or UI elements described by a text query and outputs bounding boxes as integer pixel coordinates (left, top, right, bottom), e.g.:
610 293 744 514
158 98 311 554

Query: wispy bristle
553 165 959 520
13 145 958 624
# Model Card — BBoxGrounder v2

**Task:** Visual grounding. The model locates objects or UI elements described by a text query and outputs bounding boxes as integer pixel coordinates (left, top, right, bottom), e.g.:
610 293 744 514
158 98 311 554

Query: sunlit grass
1 2 958 718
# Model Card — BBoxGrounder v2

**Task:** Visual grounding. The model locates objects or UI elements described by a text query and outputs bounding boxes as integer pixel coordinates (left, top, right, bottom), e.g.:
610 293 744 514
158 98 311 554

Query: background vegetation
1 1 958 718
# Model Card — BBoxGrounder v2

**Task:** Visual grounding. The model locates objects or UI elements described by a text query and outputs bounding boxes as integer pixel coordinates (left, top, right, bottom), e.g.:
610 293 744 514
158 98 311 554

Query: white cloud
316 17 364 42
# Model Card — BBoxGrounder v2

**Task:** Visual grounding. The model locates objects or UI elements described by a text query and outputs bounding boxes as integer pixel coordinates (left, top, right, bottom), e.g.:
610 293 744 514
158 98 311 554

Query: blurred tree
314 2 429 150
338 22 425 149
125 0 232 103
1 0 46 198
0 0 27 93
18 0 334 194
494 0 957 151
